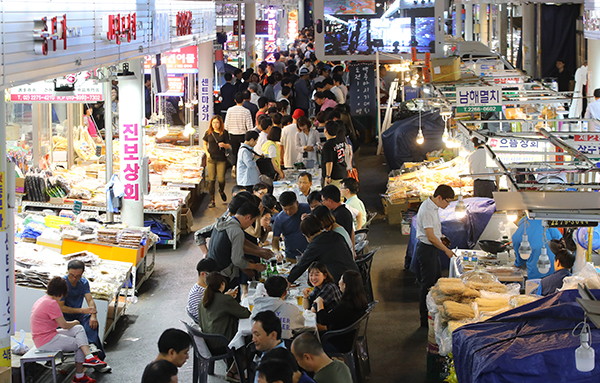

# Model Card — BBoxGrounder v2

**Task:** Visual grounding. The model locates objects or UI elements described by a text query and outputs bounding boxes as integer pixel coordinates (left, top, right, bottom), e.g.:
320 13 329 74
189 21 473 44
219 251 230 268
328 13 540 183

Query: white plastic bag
560 263 600 291
11 329 29 355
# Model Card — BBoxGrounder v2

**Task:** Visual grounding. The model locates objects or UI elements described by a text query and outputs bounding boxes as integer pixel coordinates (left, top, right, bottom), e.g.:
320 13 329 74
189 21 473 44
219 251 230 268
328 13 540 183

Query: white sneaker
95 365 112 373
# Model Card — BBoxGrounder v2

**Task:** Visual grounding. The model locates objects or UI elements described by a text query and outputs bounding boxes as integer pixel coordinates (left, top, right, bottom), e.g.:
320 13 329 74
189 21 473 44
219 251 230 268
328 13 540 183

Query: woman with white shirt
295 116 319 168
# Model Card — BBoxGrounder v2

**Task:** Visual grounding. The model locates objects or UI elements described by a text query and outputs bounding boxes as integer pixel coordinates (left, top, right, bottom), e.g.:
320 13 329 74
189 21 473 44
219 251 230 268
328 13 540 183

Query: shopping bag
11 329 29 355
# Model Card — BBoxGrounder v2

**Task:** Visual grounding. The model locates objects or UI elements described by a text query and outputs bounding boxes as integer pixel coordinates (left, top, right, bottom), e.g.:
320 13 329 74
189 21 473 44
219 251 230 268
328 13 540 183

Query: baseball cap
299 68 310 75
292 109 305 120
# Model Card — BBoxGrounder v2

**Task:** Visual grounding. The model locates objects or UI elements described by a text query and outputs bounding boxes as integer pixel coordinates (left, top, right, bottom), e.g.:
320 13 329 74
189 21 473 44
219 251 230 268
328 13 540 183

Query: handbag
242 146 278 180
212 132 233 168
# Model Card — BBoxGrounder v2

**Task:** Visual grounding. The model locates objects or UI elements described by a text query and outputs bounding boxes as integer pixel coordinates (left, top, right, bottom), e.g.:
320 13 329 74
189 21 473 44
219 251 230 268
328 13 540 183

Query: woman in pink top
83 105 98 138
30 277 107 383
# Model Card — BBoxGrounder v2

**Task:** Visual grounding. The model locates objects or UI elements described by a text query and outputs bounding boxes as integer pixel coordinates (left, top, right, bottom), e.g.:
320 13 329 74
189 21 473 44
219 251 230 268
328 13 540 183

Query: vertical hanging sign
0 173 5 231
199 78 213 123
122 124 141 201
348 62 376 118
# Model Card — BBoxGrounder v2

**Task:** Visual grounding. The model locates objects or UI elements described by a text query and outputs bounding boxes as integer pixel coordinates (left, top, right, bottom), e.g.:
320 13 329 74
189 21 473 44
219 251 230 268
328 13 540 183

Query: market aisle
91 143 428 383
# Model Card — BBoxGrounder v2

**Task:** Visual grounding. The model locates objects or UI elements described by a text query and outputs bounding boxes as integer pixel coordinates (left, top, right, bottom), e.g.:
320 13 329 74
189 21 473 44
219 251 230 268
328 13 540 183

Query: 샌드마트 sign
455 86 502 113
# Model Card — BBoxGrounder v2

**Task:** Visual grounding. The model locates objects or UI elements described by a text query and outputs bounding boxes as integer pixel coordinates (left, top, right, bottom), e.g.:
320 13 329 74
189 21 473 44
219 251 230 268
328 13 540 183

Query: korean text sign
348 63 376 117
122 124 141 201
455 86 502 113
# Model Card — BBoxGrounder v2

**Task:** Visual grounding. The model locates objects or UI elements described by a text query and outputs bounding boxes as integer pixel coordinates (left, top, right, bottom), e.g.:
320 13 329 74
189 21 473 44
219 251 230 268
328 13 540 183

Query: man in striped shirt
225 92 254 168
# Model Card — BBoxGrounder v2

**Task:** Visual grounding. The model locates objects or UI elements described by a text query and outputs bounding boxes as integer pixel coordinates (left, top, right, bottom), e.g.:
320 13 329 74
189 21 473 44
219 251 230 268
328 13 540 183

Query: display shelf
21 201 182 249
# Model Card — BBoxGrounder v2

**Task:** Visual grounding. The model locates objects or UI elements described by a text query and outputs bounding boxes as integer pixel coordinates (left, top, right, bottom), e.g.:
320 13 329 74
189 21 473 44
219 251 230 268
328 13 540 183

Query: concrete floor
77 143 430 383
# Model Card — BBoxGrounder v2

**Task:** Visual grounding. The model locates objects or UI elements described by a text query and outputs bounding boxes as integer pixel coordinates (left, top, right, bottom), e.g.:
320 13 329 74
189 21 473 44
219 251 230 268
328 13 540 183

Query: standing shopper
468 138 497 198
295 116 319 168
31 277 107 383
294 68 312 117
225 93 254 171
204 116 231 208
415 185 455 327
236 131 261 189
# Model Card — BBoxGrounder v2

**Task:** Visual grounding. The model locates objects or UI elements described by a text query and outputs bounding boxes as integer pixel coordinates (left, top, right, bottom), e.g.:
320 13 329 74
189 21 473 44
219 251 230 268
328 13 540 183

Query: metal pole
376 51 381 153
104 79 114 222
0 94 14 366
238 3 242 59
455 3 463 39
536 3 542 78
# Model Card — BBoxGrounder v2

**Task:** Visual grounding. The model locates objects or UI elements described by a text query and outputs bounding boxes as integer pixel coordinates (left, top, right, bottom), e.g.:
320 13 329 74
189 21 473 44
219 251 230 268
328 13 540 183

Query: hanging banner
144 46 198 74
455 86 502 113
121 124 141 202
288 10 299 40
199 77 213 123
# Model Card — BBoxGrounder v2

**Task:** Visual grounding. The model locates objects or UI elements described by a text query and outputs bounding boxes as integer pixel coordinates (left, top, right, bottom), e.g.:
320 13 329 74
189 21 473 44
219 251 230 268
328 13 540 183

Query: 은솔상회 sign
455 86 502 113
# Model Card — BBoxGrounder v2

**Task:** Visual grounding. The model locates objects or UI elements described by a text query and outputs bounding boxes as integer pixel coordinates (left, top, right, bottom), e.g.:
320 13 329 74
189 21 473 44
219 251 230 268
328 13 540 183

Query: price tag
73 200 82 215
96 145 102 157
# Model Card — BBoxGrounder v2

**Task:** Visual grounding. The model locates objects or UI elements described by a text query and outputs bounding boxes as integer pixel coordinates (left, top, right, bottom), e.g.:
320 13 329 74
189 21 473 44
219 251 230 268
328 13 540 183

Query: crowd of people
177 163 368 382
202 26 368 209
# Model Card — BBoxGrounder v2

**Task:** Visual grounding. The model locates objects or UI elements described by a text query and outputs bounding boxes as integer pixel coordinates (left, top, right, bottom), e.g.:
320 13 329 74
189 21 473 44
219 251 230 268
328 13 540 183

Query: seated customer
31 277 106 383
257 360 294 383
291 332 353 383
307 191 322 210
59 260 110 372
252 310 287 383
252 276 305 339
311 205 352 253
187 258 219 323
260 347 316 383
302 262 342 313
142 360 178 383
198 272 251 354
538 239 576 296
287 216 358 285
154 328 191 368
340 177 367 230
315 270 368 352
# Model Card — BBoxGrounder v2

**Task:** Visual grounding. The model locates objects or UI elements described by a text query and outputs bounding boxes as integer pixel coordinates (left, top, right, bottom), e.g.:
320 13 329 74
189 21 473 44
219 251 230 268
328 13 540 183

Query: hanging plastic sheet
453 289 600 383
381 110 444 170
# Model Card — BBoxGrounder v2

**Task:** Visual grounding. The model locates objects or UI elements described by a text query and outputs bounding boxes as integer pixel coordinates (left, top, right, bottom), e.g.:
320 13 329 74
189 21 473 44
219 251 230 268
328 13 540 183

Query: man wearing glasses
59 260 111 372
414 184 456 328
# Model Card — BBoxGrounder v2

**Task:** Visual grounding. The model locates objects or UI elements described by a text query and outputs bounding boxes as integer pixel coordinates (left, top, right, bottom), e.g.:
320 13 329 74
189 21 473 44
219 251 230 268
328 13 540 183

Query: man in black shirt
321 185 355 253
219 73 237 114
553 59 573 92
321 121 346 188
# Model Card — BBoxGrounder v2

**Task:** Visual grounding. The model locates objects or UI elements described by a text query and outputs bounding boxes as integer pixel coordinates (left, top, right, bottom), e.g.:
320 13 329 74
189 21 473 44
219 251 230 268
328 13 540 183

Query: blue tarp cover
381 110 445 170
408 197 496 272
453 289 600 383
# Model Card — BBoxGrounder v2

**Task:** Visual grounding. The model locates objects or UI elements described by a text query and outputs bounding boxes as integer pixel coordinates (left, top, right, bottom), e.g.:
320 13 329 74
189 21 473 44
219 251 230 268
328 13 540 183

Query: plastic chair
355 247 380 303
355 232 368 244
321 311 372 383
355 240 369 257
182 321 247 383
358 300 379 378
364 212 377 228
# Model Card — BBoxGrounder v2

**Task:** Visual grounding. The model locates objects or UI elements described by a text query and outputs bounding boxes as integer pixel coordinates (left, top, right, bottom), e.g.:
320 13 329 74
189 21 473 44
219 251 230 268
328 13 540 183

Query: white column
479 5 488 46
0 95 15 361
498 4 508 57
246 1 256 69
588 39 600 93
104 81 114 222
522 3 535 75
198 41 215 140
298 0 305 30
465 4 473 41
118 59 145 227
455 3 463 39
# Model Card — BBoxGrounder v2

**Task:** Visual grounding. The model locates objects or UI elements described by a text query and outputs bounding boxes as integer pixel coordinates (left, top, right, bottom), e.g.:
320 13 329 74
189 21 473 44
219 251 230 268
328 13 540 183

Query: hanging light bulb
454 195 466 219
442 127 449 142
416 128 424 145
537 247 551 275
575 322 595 372
182 123 196 138
506 211 518 222
519 232 532 260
